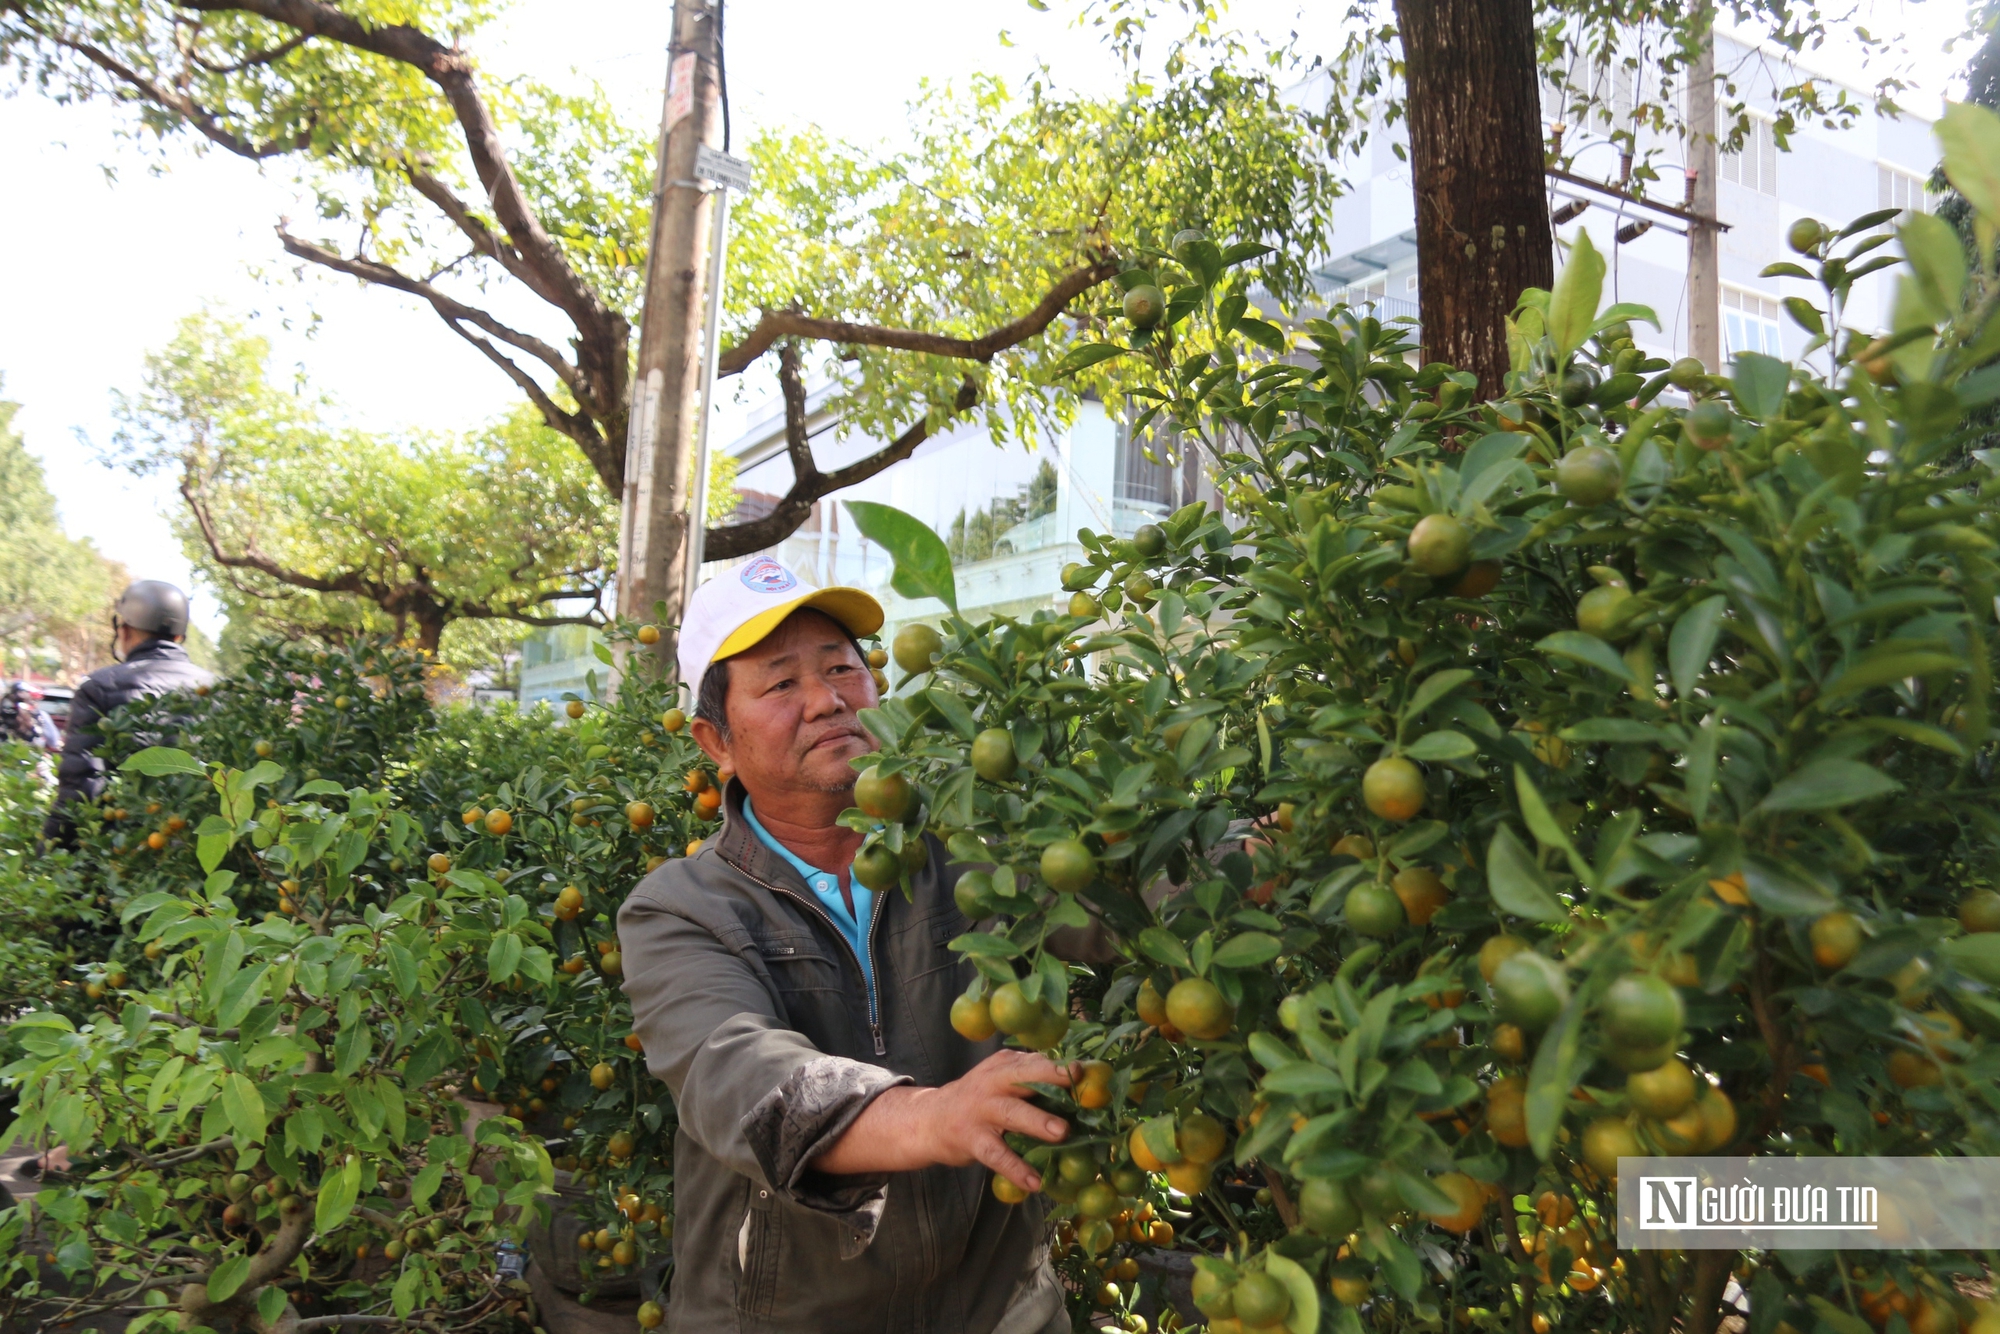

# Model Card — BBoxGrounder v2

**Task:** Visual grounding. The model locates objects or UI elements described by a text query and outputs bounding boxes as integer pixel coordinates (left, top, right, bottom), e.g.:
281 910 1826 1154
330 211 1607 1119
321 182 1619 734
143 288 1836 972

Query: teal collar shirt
740 795 876 996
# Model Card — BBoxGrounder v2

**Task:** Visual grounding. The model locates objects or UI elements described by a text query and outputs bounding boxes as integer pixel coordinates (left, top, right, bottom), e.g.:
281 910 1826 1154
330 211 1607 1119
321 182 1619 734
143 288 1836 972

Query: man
618 556 1072 1333
43 580 214 847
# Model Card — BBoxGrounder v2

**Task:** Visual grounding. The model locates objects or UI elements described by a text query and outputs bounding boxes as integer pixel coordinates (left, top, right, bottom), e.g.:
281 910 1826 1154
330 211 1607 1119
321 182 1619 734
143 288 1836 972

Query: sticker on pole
696 146 754 193
665 51 696 131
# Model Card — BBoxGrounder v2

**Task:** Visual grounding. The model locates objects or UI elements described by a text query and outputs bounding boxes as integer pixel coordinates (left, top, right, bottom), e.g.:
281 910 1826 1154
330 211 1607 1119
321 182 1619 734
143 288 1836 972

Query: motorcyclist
14 688 61 751
42 580 215 848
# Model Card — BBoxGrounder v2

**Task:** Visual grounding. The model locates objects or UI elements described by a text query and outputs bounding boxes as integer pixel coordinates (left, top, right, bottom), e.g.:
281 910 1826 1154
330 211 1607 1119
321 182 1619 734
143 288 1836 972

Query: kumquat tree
14 78 2000 1334
842 102 2000 1333
0 631 717 1332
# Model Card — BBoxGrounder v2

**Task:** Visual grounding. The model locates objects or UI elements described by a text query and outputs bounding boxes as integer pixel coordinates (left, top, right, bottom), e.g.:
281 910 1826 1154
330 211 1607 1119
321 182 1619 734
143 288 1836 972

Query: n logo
1640 1177 1697 1228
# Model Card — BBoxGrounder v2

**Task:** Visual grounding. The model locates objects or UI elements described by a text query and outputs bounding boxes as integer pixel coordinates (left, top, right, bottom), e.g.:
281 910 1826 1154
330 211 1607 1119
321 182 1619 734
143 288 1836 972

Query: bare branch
274 225 587 403
704 376 979 560
717 258 1119 377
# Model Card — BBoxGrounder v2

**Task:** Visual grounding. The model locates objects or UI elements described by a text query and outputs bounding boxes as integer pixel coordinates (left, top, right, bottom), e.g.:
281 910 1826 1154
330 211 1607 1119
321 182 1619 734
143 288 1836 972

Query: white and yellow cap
677 556 884 697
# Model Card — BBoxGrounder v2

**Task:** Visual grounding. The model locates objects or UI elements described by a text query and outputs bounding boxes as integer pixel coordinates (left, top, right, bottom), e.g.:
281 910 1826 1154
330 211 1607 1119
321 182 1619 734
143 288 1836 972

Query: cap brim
712 587 886 664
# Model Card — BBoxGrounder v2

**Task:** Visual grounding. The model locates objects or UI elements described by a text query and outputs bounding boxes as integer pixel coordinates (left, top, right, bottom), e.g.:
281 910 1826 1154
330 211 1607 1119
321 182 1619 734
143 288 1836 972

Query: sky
0 0 1975 638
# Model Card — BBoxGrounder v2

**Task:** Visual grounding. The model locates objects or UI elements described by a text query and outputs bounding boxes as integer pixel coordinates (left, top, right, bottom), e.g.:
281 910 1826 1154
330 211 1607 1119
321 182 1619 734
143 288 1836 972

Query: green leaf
1210 932 1282 970
1236 318 1286 351
316 1154 362 1235
487 932 523 984
333 1021 373 1079
221 1073 268 1144
1137 927 1192 971
257 1285 287 1327
1513 766 1583 872
1402 669 1474 722
197 830 234 875
1943 933 2000 984
1940 102 2000 235
1782 297 1824 337
1668 596 1727 699
1265 1250 1321 1334
1730 352 1790 419
1261 1063 1343 1097
1819 651 1964 702
122 746 203 777
1485 826 1565 922
843 500 957 612
1760 261 1816 280
1525 991 1585 1158
208 1254 253 1304
1548 229 1605 359
1537 631 1635 682
1758 761 1901 813
1139 1114 1183 1165
411 1162 446 1213
1404 730 1477 761
1900 211 1968 323
392 1266 423 1318
1740 857 1840 917
1052 343 1126 378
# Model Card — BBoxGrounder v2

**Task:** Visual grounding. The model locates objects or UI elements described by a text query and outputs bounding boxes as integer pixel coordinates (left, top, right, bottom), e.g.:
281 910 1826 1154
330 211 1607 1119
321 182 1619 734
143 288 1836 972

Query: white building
1310 31 1937 365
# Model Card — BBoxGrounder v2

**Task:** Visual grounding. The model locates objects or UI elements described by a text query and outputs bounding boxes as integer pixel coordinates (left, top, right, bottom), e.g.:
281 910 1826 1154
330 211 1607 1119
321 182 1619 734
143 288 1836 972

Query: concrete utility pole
618 0 722 667
1686 0 1721 370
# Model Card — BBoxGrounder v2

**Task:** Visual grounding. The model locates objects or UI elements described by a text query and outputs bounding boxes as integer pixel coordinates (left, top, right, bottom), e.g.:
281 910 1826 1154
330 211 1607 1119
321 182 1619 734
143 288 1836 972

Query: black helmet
113 580 192 639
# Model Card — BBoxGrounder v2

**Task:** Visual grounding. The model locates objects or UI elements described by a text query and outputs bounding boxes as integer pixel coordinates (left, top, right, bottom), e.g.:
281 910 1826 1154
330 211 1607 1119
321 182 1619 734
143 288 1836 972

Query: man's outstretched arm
810 1049 1071 1193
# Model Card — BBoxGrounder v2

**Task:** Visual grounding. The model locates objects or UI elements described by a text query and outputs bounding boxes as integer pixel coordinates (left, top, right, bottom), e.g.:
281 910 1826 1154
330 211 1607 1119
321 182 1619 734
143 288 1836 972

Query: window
1720 117 1778 196
1115 422 1176 507
1723 288 1782 357
1879 164 1929 217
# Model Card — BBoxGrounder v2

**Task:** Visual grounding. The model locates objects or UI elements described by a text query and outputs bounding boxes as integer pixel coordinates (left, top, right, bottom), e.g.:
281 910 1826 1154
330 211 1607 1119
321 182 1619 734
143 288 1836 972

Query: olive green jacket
618 781 1059 1333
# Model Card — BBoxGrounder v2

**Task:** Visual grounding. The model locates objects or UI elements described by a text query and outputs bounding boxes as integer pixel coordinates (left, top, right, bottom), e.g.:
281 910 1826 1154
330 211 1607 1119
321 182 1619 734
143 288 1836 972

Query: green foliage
0 382 126 677
111 314 618 659
0 635 712 1327
730 72 1342 452
852 111 2000 1332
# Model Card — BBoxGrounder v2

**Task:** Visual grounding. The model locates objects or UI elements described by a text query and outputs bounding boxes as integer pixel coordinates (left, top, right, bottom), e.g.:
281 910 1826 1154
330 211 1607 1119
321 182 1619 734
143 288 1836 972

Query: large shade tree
112 314 623 658
0 0 1345 580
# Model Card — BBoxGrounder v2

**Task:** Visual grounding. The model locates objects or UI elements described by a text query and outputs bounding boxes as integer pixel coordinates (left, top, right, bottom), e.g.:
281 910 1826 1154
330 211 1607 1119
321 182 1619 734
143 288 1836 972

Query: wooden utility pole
1686 1 1721 370
618 0 722 666
1395 0 1553 397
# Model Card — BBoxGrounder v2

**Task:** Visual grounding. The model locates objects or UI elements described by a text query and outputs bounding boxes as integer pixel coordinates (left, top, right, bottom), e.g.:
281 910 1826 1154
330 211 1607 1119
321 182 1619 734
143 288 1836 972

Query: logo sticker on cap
738 557 798 594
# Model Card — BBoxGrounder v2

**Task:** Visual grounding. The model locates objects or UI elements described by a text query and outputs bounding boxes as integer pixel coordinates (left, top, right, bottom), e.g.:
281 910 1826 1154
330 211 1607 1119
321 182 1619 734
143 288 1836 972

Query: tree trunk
1395 0 1552 397
617 0 722 668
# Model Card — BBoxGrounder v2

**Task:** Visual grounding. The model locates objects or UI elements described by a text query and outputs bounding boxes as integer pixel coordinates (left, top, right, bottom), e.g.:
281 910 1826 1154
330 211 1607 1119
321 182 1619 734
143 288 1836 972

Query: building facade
1309 31 1936 364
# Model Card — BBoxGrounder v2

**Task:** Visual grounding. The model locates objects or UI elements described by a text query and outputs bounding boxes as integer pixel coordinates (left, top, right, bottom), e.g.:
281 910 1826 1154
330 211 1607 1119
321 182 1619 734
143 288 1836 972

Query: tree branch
176 0 616 340
717 258 1119 377
775 341 820 487
14 13 309 159
181 471 383 601
703 376 979 560
274 225 589 407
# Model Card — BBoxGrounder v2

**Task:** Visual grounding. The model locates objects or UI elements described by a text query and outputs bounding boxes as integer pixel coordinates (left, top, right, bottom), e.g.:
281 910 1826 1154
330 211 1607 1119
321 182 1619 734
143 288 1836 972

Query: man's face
694 609 879 798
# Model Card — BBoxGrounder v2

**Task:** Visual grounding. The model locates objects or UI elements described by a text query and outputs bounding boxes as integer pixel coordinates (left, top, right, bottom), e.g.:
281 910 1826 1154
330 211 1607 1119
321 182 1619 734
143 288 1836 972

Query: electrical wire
717 0 730 152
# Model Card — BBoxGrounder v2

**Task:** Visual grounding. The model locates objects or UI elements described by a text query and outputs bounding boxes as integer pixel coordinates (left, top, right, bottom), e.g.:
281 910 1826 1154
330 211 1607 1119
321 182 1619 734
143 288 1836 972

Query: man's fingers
971 1133 1041 1194
994 1096 1068 1144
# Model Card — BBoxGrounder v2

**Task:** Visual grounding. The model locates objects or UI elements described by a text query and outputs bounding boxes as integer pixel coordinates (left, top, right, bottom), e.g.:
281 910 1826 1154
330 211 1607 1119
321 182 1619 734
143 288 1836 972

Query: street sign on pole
695 145 754 193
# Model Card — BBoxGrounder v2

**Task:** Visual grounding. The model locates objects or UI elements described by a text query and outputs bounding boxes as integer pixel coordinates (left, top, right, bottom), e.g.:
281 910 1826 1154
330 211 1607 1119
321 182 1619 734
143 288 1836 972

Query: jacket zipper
738 862 890 1057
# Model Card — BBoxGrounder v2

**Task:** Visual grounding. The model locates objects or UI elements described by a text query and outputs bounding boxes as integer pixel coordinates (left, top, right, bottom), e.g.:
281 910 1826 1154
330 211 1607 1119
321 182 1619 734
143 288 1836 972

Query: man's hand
809 1051 1070 1193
